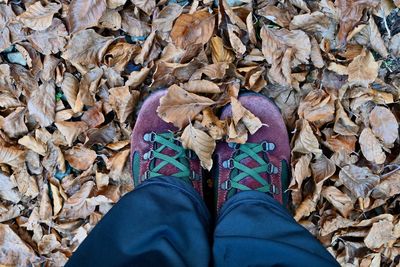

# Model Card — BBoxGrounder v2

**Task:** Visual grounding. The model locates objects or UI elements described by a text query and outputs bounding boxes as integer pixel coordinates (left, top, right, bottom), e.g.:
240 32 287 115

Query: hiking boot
130 90 204 196
213 93 291 213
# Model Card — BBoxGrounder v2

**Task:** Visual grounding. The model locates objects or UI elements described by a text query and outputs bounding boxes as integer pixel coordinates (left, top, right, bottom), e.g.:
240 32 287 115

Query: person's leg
68 90 211 267
212 93 338 266
67 176 211 267
213 191 338 267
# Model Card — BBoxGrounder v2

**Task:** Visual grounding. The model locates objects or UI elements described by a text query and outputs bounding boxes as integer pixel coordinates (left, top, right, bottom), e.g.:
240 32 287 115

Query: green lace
223 142 279 196
142 132 194 183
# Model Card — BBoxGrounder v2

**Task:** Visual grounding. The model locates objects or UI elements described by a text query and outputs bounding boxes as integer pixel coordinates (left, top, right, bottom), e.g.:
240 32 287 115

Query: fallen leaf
0 172 21 203
18 136 47 156
364 220 396 250
27 18 67 55
109 86 140 122
339 165 380 198
171 11 215 49
104 42 139 72
64 145 97 170
81 102 105 128
107 149 130 180
182 80 221 94
62 30 114 72
38 234 61 255
201 108 226 140
85 123 117 147
0 146 25 168
210 36 234 63
157 85 215 129
181 123 216 170
0 224 38 265
230 97 262 135
55 121 88 146
290 153 312 190
359 127 386 164
336 0 379 46
50 183 63 216
27 81 56 128
130 0 155 15
152 4 183 38
348 49 379 87
311 154 336 183
18 2 61 31
257 6 291 28
372 171 400 199
2 107 28 138
293 119 322 156
369 106 398 146
68 0 107 33
333 101 359 136
322 186 353 217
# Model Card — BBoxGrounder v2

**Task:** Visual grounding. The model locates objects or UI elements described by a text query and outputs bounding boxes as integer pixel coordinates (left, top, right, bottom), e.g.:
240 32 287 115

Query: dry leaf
18 136 47 156
157 85 215 129
182 80 221 94
201 108 226 140
50 183 63 216
333 101 359 136
38 234 61 254
64 145 97 170
369 106 398 146
68 0 107 33
27 81 56 128
18 2 61 31
364 220 396 250
55 121 88 146
359 128 386 164
0 172 21 203
2 107 28 138
290 153 312 189
61 73 79 112
0 224 38 266
348 49 379 87
62 29 114 72
210 36 234 63
181 123 216 170
230 97 262 135
311 154 336 183
109 86 140 122
130 0 155 15
171 11 215 49
293 119 322 156
322 186 353 217
339 165 380 198
0 146 25 167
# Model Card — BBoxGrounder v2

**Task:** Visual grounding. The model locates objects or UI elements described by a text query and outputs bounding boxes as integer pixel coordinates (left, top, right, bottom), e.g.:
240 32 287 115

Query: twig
381 7 391 39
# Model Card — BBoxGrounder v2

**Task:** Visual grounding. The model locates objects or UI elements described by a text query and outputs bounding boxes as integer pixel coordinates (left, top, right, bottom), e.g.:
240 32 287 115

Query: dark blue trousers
66 177 338 267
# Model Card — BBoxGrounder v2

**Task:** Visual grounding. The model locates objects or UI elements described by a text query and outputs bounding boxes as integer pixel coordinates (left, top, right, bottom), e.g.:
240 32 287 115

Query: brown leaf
107 149 130 180
230 97 262 135
348 49 379 87
0 224 38 266
61 73 79 112
0 172 21 203
18 136 47 156
68 0 106 33
153 4 183 38
339 165 380 198
0 146 25 168
99 8 121 30
372 171 400 199
157 85 215 129
181 123 216 170
171 11 215 49
227 23 246 56
364 220 396 250
125 67 151 89
62 30 114 72
310 36 324 68
257 6 291 28
130 0 155 15
201 108 226 140
121 8 151 38
182 80 221 94
38 234 61 255
18 2 61 31
27 81 56 128
104 42 140 72
298 89 334 127
359 127 386 164
64 144 97 171
369 106 398 146
55 121 88 146
389 33 400 57
81 102 105 128
322 186 353 217
227 120 248 144
49 183 63 216
336 0 379 45
311 154 336 183
289 11 330 32
2 107 28 138
12 166 39 199
210 36 234 63
290 153 312 190
109 86 140 122
333 101 359 136
75 68 103 112
85 123 117 147
293 119 322 156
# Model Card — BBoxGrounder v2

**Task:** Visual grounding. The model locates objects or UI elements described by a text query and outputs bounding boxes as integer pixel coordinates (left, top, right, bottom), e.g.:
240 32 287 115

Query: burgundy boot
213 93 291 213
130 90 204 196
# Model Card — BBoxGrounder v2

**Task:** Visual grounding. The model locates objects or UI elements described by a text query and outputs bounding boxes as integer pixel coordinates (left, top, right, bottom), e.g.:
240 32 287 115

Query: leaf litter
0 0 400 266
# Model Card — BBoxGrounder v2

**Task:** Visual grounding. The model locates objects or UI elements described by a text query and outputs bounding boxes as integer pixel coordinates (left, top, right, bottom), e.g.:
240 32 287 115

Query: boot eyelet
228 142 239 149
262 141 275 152
189 171 201 181
221 180 232 190
222 159 234 169
143 132 156 142
143 150 154 160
